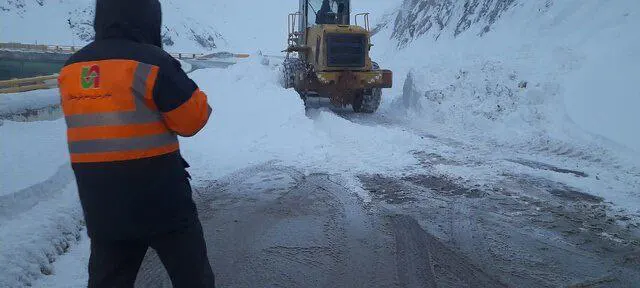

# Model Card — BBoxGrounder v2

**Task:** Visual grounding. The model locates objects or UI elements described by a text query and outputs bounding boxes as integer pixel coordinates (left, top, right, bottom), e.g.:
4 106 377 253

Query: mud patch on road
358 174 417 204
504 173 602 203
359 173 487 205
402 174 487 198
412 151 460 168
499 174 640 263
507 158 589 178
567 276 619 288
549 188 603 203
360 172 640 286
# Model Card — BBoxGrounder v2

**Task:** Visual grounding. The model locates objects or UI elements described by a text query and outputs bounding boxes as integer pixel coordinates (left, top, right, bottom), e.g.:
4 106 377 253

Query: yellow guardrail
0 74 59 94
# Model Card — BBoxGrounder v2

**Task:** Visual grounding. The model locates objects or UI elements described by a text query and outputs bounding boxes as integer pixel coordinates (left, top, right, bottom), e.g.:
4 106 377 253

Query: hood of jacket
93 0 163 47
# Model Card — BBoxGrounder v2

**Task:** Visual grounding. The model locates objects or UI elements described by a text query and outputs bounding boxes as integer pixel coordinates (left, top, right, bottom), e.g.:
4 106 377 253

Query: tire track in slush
359 172 640 287
135 164 503 287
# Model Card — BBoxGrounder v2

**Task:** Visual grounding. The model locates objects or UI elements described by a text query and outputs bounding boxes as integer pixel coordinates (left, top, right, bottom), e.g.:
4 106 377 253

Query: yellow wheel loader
282 0 393 113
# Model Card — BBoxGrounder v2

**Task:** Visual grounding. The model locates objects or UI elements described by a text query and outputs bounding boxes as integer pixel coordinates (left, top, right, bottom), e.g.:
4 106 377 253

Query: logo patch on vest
81 65 100 89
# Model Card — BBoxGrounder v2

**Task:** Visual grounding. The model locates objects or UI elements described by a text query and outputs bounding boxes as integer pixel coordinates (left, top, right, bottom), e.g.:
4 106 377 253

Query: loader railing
354 13 370 31
288 12 304 49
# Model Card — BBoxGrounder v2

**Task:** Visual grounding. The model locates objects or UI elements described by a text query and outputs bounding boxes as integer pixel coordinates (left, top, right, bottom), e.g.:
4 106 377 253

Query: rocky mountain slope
378 0 521 47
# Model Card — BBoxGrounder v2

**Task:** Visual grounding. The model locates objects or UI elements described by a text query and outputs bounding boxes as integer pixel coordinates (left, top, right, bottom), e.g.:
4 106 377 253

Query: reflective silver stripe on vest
67 62 177 155
65 63 162 128
66 111 160 128
69 133 177 154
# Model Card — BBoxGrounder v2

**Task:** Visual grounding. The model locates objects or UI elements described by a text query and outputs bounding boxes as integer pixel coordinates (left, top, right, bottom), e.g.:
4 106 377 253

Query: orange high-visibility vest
58 60 179 163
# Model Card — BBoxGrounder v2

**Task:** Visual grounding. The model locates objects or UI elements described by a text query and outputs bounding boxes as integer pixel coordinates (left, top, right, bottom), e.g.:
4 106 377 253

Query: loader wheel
352 61 383 113
281 58 304 89
280 58 309 89
352 88 381 113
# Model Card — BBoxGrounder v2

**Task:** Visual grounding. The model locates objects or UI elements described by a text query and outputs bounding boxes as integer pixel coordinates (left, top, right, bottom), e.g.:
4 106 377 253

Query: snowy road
134 162 639 288
3 61 639 288
135 164 505 288
3 0 640 287
135 99 640 287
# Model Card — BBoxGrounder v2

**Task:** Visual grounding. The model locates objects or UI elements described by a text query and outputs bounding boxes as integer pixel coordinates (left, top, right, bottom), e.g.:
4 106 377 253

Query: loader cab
287 0 371 71
303 0 350 28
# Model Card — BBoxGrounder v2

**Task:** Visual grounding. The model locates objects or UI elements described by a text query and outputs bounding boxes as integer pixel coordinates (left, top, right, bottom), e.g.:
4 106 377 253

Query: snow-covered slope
372 0 640 155
0 0 309 54
0 0 226 52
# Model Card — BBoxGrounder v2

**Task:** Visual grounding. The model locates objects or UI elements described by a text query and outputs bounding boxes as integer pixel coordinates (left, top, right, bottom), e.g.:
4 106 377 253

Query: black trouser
88 222 215 288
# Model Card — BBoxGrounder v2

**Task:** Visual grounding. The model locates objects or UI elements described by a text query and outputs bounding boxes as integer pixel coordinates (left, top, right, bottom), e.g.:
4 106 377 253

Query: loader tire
281 58 305 89
353 88 382 113
352 61 382 113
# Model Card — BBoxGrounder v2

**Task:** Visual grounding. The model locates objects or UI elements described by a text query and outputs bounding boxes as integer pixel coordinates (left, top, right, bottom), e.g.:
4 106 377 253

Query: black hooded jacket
94 0 163 47
62 0 209 240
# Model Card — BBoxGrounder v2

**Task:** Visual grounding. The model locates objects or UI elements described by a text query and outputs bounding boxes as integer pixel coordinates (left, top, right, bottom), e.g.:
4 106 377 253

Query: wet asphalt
135 162 640 288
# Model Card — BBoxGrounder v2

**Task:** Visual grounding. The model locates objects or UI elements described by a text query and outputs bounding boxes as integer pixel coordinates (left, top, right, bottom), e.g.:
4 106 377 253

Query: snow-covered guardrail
0 74 59 94
0 42 80 53
0 42 221 60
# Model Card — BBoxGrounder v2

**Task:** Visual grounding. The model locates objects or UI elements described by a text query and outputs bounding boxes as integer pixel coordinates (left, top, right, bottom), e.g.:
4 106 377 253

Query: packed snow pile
374 0 640 156
180 58 422 182
0 119 84 288
0 89 61 121
392 57 585 151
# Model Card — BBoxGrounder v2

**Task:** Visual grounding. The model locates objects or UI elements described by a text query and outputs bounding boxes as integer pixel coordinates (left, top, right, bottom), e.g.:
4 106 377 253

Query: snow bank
0 87 80 288
0 119 69 195
0 89 61 121
31 232 90 288
180 59 421 183
374 0 640 160
0 184 84 288
0 118 83 287
362 0 640 212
